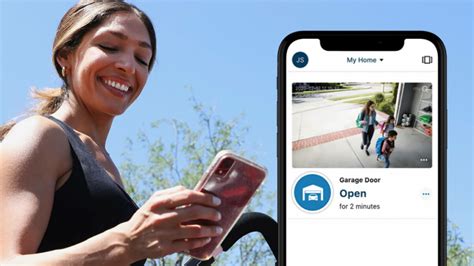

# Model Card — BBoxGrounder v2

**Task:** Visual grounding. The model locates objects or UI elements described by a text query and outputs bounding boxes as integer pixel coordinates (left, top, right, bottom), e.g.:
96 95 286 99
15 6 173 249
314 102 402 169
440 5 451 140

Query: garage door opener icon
303 184 323 201
293 173 332 213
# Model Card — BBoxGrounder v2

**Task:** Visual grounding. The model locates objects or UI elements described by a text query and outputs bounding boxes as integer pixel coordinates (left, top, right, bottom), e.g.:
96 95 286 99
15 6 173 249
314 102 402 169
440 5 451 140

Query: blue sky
1 0 472 247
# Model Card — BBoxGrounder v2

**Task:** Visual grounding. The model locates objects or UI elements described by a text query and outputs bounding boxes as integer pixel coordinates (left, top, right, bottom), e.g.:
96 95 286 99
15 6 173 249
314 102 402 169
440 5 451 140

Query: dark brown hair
388 130 398 138
363 100 375 115
385 115 395 124
0 0 157 141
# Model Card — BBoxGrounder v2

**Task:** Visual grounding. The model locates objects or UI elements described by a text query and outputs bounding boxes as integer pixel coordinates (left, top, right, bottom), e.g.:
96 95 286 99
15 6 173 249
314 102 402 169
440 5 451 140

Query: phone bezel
277 31 447 265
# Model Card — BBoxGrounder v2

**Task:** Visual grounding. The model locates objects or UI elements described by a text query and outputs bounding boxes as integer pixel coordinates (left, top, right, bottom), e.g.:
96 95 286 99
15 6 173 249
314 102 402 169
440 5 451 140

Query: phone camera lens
215 158 235 179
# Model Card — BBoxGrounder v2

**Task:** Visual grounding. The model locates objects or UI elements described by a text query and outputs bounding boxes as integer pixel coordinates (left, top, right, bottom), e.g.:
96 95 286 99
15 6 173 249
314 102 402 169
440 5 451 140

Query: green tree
447 221 474 266
120 94 275 266
374 93 385 105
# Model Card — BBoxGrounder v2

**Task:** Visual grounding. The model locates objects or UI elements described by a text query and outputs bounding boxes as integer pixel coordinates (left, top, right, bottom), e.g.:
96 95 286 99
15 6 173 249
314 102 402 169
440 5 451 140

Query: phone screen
279 33 445 265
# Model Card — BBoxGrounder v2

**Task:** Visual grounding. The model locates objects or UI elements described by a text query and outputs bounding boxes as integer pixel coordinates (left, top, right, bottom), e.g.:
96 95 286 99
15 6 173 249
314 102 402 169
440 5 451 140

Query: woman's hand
116 186 223 263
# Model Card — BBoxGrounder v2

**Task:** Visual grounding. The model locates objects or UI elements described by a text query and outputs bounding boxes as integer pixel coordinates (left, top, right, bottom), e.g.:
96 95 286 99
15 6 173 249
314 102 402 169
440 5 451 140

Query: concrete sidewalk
293 126 432 168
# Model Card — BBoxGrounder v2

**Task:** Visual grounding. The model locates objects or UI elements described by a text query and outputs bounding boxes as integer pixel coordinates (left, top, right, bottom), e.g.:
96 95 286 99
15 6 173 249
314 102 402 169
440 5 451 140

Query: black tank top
37 116 146 265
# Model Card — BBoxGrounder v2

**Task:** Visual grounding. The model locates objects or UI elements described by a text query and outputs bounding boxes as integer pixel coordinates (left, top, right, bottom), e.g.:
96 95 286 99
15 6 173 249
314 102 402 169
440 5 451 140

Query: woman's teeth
104 79 130 92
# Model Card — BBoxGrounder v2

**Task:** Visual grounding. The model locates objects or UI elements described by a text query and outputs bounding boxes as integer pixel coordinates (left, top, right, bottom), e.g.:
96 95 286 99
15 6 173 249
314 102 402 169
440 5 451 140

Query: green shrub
379 101 394 116
374 93 385 105
386 95 394 104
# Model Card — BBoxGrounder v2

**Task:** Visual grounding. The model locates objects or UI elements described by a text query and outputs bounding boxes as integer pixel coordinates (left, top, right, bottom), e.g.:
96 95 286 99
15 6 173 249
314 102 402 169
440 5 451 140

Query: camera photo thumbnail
292 82 433 168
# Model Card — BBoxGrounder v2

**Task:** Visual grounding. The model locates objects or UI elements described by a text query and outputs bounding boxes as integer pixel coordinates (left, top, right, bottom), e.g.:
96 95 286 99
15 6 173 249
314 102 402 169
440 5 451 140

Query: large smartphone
188 150 267 260
278 32 446 265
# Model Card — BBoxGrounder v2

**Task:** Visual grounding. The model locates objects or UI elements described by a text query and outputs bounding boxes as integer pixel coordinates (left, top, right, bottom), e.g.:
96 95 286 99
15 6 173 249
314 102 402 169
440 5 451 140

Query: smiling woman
0 1 223 265
58 12 153 116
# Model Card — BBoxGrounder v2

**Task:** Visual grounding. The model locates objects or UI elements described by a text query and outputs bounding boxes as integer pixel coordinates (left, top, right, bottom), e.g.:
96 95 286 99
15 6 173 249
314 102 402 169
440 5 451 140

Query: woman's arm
2 228 130 265
1 116 222 265
0 116 127 265
359 111 367 125
0 117 69 257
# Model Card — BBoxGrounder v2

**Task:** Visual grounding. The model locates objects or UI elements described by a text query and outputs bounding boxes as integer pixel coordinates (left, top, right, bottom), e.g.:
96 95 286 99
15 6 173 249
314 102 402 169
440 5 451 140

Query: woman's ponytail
30 87 67 116
0 87 67 142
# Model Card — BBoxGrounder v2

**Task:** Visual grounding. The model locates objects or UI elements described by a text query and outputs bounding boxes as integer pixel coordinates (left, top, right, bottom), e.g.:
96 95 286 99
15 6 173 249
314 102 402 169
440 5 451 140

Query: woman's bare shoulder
1 115 72 180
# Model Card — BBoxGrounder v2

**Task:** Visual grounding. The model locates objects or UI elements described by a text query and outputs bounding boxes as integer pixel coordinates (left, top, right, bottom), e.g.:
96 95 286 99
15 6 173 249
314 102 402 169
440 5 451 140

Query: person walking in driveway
377 130 398 168
381 115 396 137
359 100 379 155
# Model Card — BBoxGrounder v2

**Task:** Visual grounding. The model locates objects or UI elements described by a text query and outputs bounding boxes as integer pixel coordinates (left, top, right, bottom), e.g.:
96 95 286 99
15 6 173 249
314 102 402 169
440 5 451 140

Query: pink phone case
188 150 267 260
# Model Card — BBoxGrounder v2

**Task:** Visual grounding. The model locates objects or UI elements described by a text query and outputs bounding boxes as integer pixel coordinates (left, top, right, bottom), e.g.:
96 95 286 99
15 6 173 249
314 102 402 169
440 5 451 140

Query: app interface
285 39 439 265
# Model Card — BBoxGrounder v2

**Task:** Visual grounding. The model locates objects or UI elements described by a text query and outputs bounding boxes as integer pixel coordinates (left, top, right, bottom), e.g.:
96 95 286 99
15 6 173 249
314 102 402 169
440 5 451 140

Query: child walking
377 130 398 168
381 115 396 137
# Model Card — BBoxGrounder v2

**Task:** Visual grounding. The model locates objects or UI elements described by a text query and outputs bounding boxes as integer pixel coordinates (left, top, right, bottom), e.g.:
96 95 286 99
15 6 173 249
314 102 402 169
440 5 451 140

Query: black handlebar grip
220 212 278 258
184 212 278 265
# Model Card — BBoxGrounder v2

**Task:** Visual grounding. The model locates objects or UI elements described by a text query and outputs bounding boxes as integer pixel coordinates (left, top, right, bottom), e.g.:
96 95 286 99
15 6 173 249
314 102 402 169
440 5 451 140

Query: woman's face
62 12 153 116
369 104 375 110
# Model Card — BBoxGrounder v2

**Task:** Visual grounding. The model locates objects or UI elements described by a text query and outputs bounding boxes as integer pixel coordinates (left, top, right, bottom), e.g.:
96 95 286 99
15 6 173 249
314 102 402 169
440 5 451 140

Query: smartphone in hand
188 150 267 260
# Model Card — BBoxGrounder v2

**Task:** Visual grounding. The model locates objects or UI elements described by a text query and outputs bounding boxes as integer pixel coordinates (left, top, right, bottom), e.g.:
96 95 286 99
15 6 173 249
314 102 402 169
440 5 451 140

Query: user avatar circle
292 52 308 68
292 173 332 213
